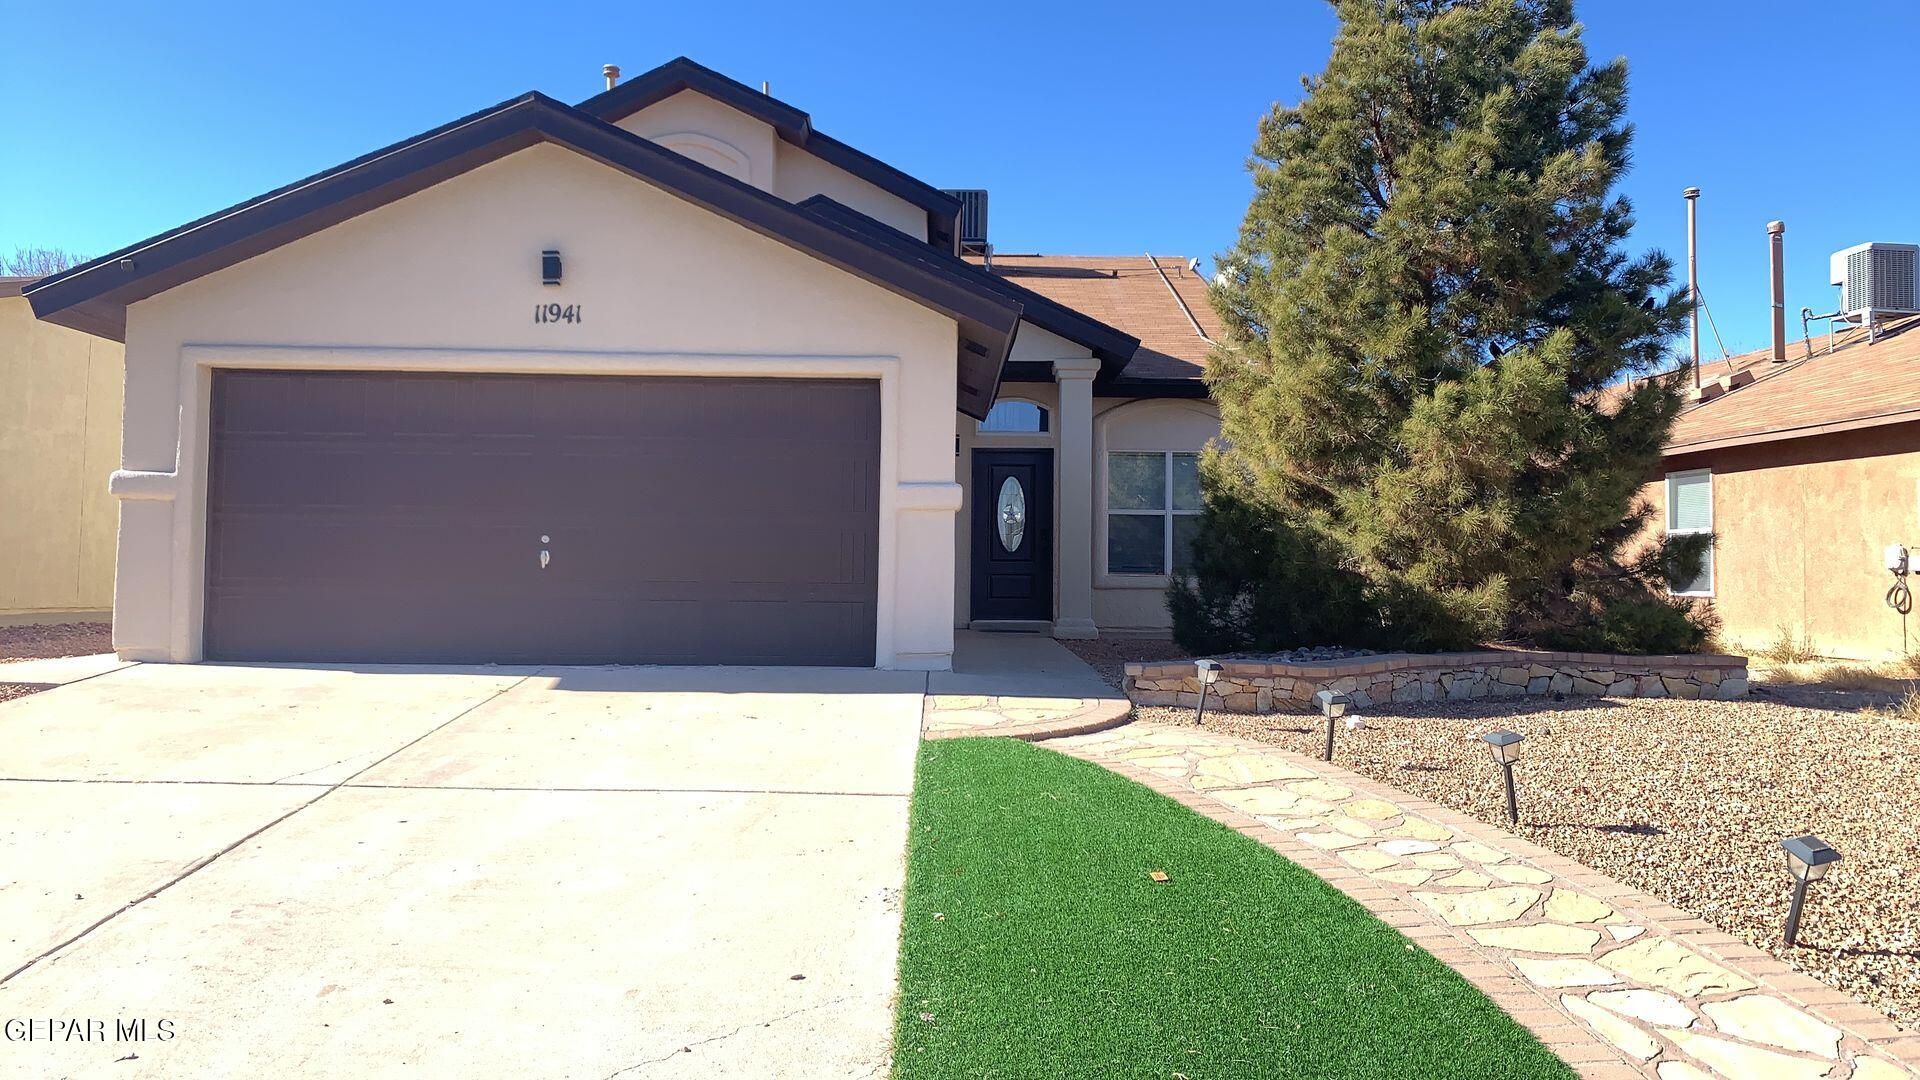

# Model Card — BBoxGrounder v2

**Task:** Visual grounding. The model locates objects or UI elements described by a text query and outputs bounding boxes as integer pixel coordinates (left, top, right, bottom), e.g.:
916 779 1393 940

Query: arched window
979 399 1049 433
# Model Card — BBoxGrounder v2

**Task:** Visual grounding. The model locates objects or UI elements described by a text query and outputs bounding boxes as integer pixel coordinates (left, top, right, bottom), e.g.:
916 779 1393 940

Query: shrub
1167 451 1378 654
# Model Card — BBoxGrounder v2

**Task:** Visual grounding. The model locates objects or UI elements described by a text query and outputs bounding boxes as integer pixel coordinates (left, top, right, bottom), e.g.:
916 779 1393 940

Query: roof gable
579 57 961 251
25 92 1018 419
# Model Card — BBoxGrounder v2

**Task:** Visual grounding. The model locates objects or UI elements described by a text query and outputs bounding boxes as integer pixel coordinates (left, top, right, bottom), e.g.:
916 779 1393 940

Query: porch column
1053 357 1100 639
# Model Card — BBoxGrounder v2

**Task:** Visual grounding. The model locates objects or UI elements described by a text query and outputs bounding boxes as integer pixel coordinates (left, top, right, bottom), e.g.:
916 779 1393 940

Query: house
1647 307 1920 661
25 57 1221 670
0 277 122 625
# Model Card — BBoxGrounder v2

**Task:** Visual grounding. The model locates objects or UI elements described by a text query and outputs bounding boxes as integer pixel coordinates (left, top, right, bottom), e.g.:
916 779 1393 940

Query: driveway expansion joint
1045 721 1918 1080
0 674 535 986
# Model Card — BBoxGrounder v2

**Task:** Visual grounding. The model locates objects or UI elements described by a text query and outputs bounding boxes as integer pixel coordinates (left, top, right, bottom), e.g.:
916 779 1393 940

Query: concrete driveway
0 662 923 1078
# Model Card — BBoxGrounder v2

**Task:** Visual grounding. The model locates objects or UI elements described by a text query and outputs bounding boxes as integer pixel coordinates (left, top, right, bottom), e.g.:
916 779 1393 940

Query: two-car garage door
204 370 879 666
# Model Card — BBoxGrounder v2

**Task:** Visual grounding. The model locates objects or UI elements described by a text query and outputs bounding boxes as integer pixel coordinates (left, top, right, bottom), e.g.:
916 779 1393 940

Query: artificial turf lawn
892 738 1576 1079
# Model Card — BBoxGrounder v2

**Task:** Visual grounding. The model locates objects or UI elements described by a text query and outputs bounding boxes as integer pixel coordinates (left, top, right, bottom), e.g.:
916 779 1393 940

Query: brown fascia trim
1094 376 1209 399
23 93 1020 418
0 276 34 298
1665 406 1920 457
577 57 962 251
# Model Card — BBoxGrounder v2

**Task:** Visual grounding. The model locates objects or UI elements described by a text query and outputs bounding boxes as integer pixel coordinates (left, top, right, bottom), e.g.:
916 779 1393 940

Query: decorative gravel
1130 684 1920 1028
0 621 113 704
0 621 111 662
1060 637 1191 690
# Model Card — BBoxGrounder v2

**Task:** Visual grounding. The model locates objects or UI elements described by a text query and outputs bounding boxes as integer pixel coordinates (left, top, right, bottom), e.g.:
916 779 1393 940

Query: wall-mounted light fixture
541 250 562 286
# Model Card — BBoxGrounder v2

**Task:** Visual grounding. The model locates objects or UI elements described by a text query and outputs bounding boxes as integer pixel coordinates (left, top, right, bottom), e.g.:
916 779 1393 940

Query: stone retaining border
1126 650 1750 714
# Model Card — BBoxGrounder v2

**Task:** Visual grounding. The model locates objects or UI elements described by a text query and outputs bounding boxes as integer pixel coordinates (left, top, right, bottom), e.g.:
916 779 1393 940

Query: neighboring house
0 277 122 624
25 57 1220 669
1645 314 1920 660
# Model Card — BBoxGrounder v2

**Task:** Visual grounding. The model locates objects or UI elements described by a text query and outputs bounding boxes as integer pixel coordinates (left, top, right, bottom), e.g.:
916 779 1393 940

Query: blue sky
5 0 1916 358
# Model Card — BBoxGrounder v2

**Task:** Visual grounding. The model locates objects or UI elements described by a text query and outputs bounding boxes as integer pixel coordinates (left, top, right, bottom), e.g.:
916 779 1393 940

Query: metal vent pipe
1770 221 1788 362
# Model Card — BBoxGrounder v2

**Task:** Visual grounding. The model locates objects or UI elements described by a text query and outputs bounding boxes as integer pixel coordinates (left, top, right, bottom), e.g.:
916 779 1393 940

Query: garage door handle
540 549 551 570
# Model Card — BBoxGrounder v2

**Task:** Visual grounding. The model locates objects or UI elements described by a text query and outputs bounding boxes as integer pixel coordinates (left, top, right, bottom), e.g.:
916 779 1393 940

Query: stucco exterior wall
1092 397 1221 634
1647 421 1920 661
773 144 927 241
613 90 778 190
610 89 928 241
113 143 962 668
0 294 122 621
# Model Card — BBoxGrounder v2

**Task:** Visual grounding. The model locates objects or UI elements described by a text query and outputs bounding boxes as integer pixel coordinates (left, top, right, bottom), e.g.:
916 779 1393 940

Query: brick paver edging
1043 722 1917 1080
1126 650 1751 714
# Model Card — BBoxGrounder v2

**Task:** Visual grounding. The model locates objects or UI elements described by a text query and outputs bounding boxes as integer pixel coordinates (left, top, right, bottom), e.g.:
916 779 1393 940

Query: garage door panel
205 371 879 666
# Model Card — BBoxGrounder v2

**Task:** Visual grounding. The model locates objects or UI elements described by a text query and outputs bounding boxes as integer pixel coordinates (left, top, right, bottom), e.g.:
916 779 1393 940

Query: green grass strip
893 738 1575 1079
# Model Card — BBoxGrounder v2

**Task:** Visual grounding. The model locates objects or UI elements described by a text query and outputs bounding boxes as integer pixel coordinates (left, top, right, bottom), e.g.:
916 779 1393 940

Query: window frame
1104 450 1203 577
1664 468 1715 597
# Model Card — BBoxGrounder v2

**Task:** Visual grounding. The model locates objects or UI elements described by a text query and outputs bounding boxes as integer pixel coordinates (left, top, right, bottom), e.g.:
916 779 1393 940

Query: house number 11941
534 303 583 325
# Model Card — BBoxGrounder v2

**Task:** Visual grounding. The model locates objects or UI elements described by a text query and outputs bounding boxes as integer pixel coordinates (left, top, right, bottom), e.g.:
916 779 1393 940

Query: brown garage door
204 370 879 666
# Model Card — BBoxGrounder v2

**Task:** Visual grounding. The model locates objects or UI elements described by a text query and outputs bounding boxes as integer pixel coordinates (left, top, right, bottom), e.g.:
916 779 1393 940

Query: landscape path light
1193 660 1221 726
1779 834 1841 948
1480 730 1524 824
1314 690 1349 761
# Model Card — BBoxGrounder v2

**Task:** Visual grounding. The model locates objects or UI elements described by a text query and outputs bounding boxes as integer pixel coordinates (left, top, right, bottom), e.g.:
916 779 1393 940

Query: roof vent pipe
1685 188 1701 387
1769 220 1788 362
603 65 621 90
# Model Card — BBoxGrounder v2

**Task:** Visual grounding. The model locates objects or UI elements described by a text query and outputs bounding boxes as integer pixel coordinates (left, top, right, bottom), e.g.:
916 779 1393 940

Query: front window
980 400 1049 433
1107 451 1202 575
1665 469 1714 596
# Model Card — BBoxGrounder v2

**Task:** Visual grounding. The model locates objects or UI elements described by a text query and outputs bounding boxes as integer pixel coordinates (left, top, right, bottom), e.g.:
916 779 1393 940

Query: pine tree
1181 0 1707 652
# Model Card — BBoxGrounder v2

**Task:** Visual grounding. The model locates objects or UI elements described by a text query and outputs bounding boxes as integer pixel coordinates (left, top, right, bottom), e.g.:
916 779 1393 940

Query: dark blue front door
970 449 1052 621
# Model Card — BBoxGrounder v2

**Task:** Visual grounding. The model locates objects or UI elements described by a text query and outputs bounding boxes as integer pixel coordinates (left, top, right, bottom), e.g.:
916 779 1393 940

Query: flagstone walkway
1048 721 1919 1080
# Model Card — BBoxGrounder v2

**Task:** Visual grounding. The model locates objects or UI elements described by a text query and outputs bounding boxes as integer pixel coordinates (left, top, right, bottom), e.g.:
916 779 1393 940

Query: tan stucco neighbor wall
111 143 962 669
0 293 122 621
1648 421 1920 661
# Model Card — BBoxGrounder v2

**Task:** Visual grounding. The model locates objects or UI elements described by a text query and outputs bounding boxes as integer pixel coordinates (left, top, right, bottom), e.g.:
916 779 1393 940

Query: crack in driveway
600 995 859 1079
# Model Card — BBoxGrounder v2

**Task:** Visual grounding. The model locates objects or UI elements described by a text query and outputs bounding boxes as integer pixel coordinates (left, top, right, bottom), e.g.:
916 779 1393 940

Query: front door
970 449 1053 622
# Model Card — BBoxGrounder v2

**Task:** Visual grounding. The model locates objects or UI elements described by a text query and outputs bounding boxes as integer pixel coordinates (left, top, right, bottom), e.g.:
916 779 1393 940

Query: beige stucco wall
1647 422 1920 661
772 143 927 241
112 142 962 668
0 294 121 621
612 89 929 241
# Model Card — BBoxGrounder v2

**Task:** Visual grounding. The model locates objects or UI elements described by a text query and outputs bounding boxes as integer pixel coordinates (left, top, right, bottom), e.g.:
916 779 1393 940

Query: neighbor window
1107 451 1202 575
1665 469 1714 596
979 400 1049 433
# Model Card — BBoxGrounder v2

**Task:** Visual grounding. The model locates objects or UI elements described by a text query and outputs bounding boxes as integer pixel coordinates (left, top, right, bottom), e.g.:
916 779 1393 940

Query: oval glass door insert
996 475 1027 553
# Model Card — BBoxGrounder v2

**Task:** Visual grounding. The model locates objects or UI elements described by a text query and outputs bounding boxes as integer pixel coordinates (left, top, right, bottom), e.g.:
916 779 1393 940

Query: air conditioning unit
1830 242 1920 319
942 189 989 254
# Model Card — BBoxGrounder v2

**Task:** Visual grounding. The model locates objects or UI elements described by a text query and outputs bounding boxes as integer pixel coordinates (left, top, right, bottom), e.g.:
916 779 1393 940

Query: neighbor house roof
22 91 1021 419
0 276 34 298
577 57 963 251
1666 315 1920 455
972 255 1222 393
